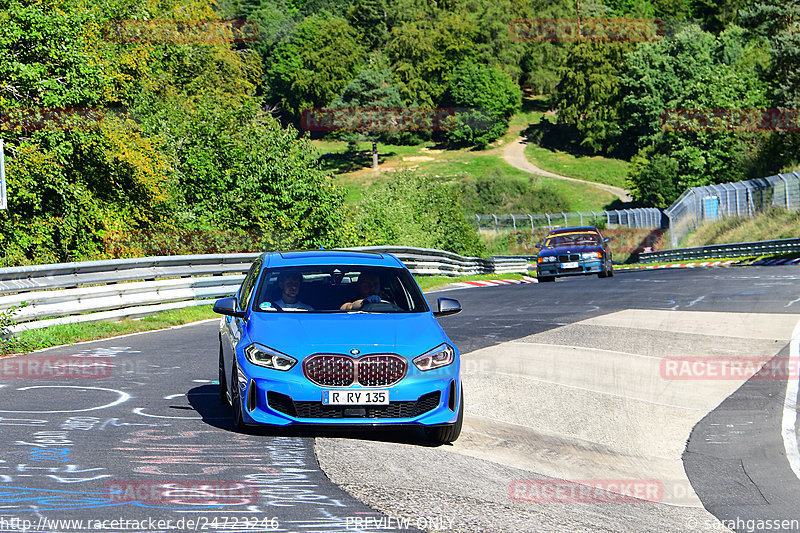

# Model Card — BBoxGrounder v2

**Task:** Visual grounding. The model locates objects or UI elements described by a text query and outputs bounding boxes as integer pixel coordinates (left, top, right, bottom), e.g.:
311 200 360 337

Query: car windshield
252 266 429 313
545 232 602 248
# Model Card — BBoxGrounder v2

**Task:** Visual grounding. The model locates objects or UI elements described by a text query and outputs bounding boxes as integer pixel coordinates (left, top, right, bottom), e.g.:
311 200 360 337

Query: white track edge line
782 318 800 480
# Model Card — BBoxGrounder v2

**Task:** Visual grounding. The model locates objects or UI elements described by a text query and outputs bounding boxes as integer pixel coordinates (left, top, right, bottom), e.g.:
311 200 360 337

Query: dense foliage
0 0 344 265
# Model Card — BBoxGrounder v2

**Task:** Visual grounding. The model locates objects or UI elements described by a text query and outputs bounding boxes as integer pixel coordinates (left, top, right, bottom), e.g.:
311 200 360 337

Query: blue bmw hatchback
213 250 464 443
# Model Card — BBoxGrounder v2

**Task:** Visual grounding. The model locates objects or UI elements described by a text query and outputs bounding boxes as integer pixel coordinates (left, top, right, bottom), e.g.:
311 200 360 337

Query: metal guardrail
638 237 800 263
0 247 531 333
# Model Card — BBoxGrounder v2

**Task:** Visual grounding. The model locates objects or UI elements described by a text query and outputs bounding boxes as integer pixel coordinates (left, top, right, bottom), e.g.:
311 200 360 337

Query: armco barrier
0 247 530 333
638 237 800 263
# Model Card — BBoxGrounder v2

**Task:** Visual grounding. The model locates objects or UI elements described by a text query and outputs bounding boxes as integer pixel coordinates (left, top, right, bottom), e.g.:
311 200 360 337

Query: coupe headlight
538 255 557 263
244 343 297 371
581 252 601 259
413 344 455 371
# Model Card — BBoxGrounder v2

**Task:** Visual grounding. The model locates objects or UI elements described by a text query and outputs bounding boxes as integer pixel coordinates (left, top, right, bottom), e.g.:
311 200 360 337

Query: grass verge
1 305 218 356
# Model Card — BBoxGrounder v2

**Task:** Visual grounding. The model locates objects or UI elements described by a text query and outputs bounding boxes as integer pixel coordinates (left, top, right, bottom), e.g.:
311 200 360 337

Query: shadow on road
187 384 445 447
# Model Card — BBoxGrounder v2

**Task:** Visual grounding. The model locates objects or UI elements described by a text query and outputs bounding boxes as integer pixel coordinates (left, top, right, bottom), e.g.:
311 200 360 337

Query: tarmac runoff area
315 310 799 532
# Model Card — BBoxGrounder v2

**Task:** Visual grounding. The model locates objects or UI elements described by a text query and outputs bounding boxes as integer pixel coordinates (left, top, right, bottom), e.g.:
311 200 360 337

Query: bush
345 172 485 256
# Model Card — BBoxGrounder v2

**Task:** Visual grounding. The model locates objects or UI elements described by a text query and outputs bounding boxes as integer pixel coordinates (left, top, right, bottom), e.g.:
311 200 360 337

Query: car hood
245 311 448 356
540 245 604 256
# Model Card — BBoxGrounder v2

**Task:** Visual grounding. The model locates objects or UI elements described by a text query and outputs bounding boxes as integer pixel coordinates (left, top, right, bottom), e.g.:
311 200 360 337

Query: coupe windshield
253 266 429 313
545 232 602 248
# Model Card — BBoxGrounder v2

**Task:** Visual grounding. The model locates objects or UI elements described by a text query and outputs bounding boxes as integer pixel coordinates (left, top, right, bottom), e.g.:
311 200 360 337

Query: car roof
260 250 405 269
546 226 601 235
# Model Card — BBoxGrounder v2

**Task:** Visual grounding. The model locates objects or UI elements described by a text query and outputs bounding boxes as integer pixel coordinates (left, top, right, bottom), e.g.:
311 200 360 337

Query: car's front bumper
234 357 461 427
538 259 603 277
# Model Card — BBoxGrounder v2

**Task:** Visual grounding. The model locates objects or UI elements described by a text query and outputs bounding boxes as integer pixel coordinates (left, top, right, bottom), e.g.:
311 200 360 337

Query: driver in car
274 272 314 311
340 272 384 310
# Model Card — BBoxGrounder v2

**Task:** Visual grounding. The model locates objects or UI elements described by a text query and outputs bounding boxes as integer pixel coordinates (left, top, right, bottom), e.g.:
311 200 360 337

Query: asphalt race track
0 265 799 533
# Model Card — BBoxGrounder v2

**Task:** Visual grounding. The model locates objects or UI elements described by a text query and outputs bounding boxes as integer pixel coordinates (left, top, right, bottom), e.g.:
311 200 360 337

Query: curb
616 261 737 270
447 276 538 289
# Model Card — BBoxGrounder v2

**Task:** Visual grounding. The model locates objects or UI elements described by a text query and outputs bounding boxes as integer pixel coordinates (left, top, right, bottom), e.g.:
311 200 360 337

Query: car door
221 258 262 395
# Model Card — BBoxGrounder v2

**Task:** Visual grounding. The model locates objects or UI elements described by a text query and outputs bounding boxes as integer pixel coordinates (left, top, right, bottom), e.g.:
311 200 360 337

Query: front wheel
537 275 556 283
218 345 229 405
425 388 464 444
598 260 609 278
230 361 247 431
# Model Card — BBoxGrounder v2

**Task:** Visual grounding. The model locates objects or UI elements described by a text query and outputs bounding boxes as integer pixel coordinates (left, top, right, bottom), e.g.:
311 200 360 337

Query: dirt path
503 136 632 203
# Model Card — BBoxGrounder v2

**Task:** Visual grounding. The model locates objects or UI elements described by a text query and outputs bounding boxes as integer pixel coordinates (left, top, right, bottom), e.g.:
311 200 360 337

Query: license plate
322 390 389 405
561 261 579 269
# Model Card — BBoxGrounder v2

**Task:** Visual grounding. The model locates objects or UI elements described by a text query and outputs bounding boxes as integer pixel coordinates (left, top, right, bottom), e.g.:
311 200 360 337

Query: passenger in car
340 272 383 310
274 272 314 311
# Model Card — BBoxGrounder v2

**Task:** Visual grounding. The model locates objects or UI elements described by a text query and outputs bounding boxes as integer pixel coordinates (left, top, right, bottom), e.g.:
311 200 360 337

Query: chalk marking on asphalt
481 370 705 411
786 297 800 308
686 295 707 307
0 386 130 413
132 407 201 420
781 318 800 480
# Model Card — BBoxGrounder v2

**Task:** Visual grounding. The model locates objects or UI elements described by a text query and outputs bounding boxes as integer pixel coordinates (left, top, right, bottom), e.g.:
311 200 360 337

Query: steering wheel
360 300 402 312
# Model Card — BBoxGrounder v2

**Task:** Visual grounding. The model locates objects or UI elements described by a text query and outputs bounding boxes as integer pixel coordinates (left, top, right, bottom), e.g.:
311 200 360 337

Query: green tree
267 13 366 116
741 0 800 170
331 59 404 168
553 42 631 154
622 25 770 205
443 61 521 148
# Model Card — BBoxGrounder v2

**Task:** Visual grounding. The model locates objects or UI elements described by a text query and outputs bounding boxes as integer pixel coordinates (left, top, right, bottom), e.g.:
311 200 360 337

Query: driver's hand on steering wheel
363 294 381 304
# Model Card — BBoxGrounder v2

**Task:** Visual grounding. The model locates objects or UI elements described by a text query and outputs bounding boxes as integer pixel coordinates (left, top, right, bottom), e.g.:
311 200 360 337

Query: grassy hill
682 209 800 248
312 96 630 215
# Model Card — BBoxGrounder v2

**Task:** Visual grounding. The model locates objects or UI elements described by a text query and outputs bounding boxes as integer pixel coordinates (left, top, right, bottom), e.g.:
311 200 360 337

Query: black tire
218 345 229 405
230 361 247 431
537 276 556 283
598 259 609 278
608 264 614 277
425 388 464 444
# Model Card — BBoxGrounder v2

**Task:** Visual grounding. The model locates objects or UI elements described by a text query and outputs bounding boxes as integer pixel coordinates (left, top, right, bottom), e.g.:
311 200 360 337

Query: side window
238 261 261 311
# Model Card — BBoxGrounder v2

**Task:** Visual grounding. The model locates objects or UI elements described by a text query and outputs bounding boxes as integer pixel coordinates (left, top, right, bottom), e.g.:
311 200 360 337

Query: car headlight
245 343 297 371
538 256 557 263
413 344 455 371
582 252 601 259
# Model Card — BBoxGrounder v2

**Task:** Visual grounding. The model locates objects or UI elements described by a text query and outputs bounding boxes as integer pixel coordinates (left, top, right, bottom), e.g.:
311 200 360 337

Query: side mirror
434 297 462 318
535 243 543 248
213 296 246 318
603 237 610 243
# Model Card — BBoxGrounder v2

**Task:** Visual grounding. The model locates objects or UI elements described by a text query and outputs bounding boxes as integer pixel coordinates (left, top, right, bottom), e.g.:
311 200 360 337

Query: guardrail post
527 214 534 234
511 214 517 232
475 214 480 229
591 211 597 225
579 212 584 225
492 214 498 231
562 212 568 226
546 213 551 229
